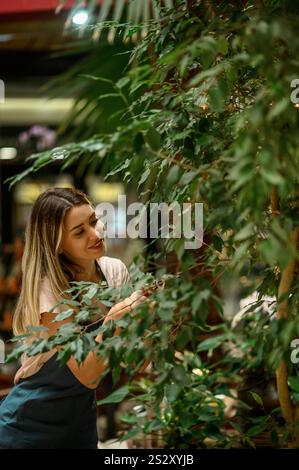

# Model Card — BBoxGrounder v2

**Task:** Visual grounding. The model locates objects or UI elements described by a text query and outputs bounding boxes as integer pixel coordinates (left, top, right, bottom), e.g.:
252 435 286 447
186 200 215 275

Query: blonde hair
13 187 93 336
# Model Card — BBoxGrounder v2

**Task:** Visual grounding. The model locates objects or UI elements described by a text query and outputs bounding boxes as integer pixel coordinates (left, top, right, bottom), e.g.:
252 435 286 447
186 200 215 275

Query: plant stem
270 189 280 216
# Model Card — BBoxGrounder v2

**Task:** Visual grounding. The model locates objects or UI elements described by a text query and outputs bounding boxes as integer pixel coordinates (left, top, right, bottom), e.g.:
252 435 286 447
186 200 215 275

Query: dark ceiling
0 11 70 51
0 4 95 91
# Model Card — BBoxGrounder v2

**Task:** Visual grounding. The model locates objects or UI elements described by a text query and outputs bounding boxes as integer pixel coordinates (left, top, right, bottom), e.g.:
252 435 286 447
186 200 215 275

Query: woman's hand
103 290 148 324
141 279 165 297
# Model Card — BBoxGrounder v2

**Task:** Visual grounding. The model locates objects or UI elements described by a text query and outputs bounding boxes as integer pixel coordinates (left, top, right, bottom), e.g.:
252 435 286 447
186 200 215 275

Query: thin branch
270 188 280 216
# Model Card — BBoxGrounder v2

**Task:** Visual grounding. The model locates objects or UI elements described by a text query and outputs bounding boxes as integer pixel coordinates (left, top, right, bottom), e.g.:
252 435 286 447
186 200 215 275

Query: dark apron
0 351 98 449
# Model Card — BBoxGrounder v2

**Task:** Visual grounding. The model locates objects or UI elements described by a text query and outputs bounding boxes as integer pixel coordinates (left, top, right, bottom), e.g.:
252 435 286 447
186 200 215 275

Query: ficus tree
6 0 299 448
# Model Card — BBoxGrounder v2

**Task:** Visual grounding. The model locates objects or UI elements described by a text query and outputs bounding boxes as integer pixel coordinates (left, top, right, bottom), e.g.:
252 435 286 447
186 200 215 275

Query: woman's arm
41 291 148 389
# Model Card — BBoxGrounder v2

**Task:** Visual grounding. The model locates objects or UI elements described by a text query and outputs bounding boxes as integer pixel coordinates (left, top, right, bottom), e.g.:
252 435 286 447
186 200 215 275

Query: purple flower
19 131 29 143
29 125 46 137
18 125 57 150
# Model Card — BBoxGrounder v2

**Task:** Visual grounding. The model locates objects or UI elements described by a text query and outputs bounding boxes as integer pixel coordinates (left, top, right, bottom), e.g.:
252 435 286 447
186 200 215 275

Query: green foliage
6 0 299 447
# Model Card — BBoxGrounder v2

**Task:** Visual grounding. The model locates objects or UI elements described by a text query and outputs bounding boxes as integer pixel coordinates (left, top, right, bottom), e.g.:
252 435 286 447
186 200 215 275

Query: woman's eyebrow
70 212 96 232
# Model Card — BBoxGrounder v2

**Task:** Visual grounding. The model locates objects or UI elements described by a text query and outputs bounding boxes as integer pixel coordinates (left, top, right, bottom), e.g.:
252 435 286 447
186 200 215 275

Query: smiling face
60 204 105 266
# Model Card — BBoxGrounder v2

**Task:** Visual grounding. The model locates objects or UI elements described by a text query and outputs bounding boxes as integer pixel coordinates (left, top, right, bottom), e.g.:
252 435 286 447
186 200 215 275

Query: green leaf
172 365 190 385
197 334 228 352
270 429 279 447
146 419 163 432
165 383 182 402
81 74 114 86
234 223 254 242
28 340 50 356
51 309 74 322
247 424 265 437
72 338 85 363
26 325 49 333
97 93 121 101
189 62 225 86
97 386 130 405
176 325 192 350
288 377 299 393
260 168 284 186
116 76 130 89
249 391 264 408
191 289 210 315
217 36 229 55
120 428 140 441
146 127 161 151
84 286 98 300
5 167 35 189
212 234 223 252
57 346 73 365
105 158 130 178
5 344 28 363
209 86 225 112
166 165 180 187
99 300 114 307
179 170 199 186
232 241 251 265
179 54 190 76
137 166 151 189
133 132 144 153
267 98 290 121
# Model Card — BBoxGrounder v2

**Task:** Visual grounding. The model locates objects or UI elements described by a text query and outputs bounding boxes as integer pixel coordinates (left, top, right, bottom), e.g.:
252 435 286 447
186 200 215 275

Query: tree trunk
275 227 299 446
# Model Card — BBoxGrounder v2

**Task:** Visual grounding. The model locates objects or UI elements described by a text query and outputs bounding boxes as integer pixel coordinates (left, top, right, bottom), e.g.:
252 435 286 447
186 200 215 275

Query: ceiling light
0 147 17 160
72 10 89 25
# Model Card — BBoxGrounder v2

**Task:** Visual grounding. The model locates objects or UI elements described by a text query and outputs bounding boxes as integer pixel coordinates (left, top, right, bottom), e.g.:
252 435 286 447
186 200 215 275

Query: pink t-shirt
14 256 130 384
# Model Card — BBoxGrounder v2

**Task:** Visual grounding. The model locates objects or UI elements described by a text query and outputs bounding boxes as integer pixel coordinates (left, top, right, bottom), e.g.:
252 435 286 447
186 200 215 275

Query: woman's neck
74 260 101 283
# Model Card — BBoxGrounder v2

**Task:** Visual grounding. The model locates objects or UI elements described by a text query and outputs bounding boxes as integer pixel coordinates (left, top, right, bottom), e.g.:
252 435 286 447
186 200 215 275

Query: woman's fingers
131 295 148 309
141 280 165 297
104 304 131 322
104 291 151 322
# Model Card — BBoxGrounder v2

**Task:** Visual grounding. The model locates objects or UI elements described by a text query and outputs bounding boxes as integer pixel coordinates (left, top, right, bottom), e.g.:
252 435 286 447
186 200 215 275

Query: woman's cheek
71 238 83 254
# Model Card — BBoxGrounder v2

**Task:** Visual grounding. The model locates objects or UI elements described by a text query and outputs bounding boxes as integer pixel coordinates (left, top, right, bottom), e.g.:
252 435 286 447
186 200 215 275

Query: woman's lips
88 239 104 250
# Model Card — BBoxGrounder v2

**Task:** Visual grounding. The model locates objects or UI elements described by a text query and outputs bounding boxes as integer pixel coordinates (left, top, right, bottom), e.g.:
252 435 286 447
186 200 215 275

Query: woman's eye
74 218 98 236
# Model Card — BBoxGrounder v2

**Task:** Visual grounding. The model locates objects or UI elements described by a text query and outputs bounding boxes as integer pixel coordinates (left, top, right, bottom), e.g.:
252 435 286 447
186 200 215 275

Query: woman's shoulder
98 255 126 270
97 256 130 287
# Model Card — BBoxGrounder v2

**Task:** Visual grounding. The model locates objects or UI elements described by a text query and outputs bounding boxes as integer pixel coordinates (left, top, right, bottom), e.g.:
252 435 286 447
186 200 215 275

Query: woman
0 187 147 449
